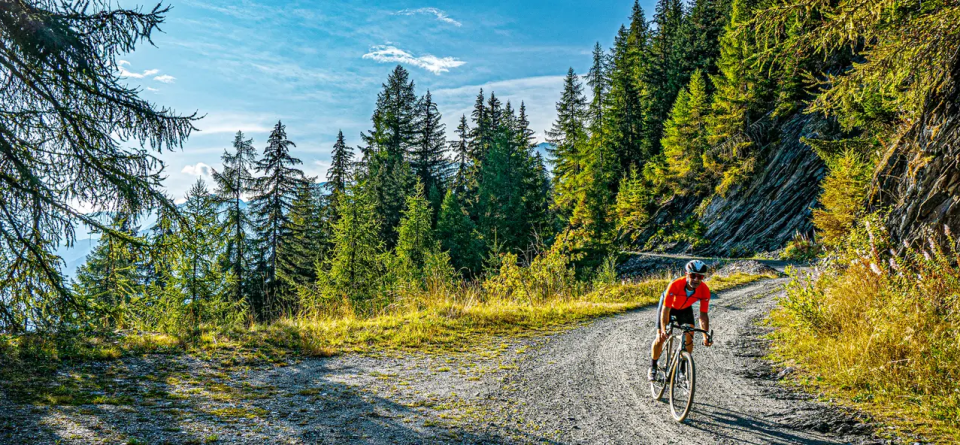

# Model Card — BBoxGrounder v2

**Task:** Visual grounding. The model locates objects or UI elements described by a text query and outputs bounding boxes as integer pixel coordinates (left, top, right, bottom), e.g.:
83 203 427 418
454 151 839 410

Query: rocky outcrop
696 114 830 256
871 52 960 247
631 195 700 252
714 260 782 277
632 113 830 256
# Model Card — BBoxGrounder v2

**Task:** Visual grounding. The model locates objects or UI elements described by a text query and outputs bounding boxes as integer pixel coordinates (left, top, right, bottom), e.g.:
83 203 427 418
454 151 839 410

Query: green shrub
780 232 821 262
644 216 710 251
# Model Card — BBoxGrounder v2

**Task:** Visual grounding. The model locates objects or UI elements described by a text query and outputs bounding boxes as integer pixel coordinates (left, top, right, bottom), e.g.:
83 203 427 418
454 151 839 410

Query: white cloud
154 74 176 84
362 45 465 75
119 66 159 79
395 7 462 27
182 163 213 177
146 87 160 93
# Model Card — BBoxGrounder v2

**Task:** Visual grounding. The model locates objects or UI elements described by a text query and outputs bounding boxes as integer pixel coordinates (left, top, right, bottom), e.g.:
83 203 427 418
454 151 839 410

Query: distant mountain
535 142 554 161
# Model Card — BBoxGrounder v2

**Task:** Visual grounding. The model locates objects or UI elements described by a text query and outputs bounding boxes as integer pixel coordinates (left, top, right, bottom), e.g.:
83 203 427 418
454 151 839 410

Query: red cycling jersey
663 277 711 313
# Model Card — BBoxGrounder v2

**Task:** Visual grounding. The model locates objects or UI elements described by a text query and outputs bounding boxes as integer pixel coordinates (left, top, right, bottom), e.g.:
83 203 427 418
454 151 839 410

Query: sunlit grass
246 271 769 357
0 270 771 409
770 219 960 442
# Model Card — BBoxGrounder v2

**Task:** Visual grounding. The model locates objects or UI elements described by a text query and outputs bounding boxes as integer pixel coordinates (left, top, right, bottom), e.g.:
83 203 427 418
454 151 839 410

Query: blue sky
117 0 657 201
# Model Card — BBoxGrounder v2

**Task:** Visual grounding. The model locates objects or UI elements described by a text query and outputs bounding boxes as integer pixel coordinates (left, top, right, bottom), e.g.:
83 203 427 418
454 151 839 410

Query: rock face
714 260 782 278
872 53 960 246
632 114 829 256
697 114 829 256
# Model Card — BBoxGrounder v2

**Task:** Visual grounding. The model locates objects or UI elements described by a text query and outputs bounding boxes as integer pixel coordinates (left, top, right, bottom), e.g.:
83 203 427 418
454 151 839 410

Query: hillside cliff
697 114 829 255
871 52 960 246
636 113 830 256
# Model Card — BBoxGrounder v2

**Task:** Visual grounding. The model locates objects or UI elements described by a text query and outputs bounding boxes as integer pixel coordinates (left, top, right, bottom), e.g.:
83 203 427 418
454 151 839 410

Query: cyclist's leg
651 292 668 361
678 307 695 354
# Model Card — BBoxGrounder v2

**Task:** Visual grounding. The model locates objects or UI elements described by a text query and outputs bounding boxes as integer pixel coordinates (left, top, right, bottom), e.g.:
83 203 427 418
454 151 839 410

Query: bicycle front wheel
649 336 673 400
669 350 696 421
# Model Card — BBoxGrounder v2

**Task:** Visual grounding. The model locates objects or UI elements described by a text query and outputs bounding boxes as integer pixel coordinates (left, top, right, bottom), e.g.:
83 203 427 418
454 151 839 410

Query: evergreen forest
3 0 960 440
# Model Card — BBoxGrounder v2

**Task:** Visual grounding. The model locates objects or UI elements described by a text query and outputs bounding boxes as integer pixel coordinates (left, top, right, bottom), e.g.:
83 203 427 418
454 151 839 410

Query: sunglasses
688 273 705 279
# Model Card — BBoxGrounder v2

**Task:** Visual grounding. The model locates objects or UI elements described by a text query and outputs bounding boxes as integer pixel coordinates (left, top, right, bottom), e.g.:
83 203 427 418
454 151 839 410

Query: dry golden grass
0 272 769 368
247 272 768 357
770 219 960 443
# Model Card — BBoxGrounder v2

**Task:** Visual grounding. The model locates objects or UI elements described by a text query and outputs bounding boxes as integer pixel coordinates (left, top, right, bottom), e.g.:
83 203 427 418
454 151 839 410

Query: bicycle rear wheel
669 350 696 421
649 336 673 400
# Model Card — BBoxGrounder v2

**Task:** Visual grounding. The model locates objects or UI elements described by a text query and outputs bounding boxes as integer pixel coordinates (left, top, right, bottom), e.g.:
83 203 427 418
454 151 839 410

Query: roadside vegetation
740 0 960 441
772 218 960 441
2 250 769 366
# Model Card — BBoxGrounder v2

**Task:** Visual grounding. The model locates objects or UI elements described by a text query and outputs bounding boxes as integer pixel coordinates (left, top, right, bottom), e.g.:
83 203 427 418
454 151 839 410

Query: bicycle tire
669 350 696 421
650 336 673 400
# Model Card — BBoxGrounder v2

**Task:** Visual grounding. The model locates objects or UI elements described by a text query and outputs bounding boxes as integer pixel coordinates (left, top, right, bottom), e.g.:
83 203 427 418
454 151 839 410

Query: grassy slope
1 272 771 364
769 259 960 443
0 273 772 408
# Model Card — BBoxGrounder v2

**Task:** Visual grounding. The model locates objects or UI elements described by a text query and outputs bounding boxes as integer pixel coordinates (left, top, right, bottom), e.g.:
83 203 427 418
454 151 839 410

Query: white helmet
685 260 708 274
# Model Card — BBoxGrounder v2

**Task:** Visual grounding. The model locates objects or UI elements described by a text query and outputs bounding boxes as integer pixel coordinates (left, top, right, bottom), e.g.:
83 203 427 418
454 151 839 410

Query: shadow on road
1 356 559 444
686 403 842 445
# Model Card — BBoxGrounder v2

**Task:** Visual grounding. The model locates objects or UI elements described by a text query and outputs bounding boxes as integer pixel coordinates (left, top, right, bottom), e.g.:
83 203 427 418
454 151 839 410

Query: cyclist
648 260 714 381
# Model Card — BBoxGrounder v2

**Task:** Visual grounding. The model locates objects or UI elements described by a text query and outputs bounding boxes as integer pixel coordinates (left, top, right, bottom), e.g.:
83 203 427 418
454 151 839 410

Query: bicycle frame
663 319 712 377
650 316 714 421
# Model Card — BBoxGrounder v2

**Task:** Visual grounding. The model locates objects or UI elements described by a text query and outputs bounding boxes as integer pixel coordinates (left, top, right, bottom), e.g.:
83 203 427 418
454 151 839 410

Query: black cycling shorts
656 293 695 331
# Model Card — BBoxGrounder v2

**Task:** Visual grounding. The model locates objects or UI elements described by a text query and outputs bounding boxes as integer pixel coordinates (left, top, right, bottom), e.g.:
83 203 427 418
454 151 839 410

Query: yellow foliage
772 216 960 441
812 150 872 248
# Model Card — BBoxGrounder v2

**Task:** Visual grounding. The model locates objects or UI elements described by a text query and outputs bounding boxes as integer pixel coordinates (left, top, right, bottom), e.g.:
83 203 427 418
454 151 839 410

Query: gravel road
467 278 882 444
2 278 887 444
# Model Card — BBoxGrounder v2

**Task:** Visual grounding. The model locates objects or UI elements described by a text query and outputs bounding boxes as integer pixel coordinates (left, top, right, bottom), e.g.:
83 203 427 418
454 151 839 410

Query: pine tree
546 68 589 218
0 1 196 332
362 65 420 160
73 214 144 329
487 93 504 137
469 89 491 162
323 183 385 309
516 106 554 241
361 66 420 245
586 42 610 142
452 115 471 193
568 137 617 254
393 183 437 282
517 103 537 149
706 0 767 195
607 22 647 173
326 130 354 218
614 168 653 242
678 0 729 87
436 190 483 275
411 91 447 195
279 181 327 290
166 181 240 334
644 0 687 157
180 180 227 306
476 130 530 253
212 131 257 305
661 71 712 196
249 121 307 319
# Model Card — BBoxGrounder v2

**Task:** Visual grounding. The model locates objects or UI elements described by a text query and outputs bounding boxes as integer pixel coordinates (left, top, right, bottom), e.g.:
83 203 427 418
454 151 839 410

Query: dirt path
466 278 880 444
1 279 885 444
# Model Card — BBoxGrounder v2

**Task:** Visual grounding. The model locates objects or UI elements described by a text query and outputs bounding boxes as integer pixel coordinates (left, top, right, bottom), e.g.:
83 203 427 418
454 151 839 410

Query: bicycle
649 317 713 422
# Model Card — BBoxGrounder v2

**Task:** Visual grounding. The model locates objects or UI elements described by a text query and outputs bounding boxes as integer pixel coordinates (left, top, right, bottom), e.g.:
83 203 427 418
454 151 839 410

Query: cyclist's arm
699 293 711 345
